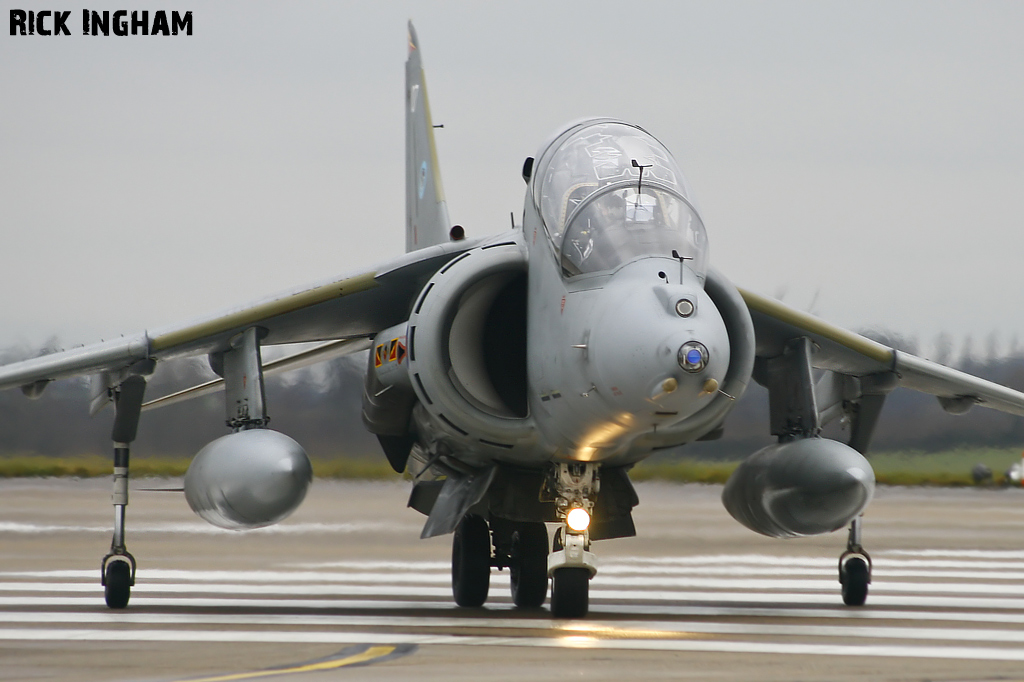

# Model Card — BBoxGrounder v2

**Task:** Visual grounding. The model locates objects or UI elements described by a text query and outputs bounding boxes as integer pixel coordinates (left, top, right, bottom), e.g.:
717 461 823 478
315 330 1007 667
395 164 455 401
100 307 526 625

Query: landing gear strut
839 515 871 606
100 375 146 609
547 463 599 619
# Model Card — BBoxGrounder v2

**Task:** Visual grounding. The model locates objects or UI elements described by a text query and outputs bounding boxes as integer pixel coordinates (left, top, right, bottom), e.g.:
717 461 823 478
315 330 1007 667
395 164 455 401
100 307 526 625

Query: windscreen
533 121 708 278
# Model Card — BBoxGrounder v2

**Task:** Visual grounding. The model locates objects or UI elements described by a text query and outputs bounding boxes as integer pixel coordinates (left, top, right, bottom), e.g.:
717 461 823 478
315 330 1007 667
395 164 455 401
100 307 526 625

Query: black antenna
631 159 652 209
510 212 515 229
631 159 652 191
671 249 693 284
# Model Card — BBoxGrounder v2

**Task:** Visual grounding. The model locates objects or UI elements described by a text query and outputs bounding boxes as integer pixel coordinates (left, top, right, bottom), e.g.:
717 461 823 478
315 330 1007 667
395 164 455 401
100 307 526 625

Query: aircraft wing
740 287 1024 418
0 239 480 395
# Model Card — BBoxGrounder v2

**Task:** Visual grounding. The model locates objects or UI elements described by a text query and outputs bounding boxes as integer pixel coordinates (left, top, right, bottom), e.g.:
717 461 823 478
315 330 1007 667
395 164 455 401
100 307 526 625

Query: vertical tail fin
406 22 451 253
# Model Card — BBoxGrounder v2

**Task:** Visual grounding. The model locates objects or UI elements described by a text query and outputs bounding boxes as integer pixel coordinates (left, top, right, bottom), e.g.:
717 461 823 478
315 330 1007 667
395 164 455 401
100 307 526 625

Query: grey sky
2 1 1022 360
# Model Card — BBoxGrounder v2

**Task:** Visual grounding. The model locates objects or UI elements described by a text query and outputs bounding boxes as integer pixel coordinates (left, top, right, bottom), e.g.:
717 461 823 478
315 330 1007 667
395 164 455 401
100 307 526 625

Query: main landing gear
839 515 871 606
450 515 549 609
508 521 548 608
451 514 490 607
449 463 600 618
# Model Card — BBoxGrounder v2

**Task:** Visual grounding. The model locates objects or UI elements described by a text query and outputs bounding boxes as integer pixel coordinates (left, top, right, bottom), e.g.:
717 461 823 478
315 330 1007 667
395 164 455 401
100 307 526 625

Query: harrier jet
3 24 1023 618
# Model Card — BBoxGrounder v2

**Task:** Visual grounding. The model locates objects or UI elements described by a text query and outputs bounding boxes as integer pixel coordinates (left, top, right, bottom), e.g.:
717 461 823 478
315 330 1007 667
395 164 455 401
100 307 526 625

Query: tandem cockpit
532 119 709 280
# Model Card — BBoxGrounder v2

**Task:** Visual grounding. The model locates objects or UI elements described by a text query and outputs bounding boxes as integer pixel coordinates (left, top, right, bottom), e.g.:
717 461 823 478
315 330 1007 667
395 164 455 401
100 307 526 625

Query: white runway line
9 555 1024 578
7 577 1024 596
7 593 1024 623
6 552 1024 661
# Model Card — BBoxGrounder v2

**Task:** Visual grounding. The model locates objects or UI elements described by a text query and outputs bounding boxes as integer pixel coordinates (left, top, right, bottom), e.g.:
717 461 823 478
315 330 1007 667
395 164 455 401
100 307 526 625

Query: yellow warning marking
177 645 396 682
738 287 893 365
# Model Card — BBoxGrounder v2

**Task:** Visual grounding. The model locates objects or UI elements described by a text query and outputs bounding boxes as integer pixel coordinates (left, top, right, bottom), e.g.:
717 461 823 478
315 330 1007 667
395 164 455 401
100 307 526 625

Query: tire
104 560 131 609
510 522 548 608
551 567 589 618
452 514 491 607
841 557 869 607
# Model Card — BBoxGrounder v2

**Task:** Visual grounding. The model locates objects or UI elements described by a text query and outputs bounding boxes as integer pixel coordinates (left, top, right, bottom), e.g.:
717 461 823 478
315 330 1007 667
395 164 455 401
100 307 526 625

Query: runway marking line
171 643 414 682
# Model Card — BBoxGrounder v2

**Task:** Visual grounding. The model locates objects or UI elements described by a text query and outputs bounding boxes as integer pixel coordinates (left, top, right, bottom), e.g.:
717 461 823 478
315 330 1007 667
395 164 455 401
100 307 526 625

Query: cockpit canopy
532 120 708 279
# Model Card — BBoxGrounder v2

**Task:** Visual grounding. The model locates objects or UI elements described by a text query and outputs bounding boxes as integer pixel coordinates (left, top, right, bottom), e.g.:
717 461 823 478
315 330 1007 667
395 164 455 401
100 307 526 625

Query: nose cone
587 265 730 422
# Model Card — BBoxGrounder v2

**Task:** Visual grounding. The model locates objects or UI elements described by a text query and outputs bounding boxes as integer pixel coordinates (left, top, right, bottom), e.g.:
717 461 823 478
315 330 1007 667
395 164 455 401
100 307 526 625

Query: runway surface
3 478 1024 681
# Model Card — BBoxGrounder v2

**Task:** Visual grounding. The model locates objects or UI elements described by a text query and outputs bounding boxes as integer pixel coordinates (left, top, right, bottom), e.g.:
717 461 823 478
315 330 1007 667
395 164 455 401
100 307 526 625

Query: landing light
566 507 591 532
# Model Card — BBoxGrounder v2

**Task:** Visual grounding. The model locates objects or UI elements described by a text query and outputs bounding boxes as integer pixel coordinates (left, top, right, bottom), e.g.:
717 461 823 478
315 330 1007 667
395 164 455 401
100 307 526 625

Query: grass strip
0 454 401 480
631 446 1024 487
0 447 1021 487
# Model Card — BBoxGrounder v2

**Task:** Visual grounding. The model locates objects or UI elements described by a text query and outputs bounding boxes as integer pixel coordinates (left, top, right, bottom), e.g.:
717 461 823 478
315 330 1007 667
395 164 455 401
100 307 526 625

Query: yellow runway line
176 645 398 682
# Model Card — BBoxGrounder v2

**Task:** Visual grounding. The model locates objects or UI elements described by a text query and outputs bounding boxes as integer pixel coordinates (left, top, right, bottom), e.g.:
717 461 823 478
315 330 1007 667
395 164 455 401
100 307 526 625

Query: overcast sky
2 1 1023 360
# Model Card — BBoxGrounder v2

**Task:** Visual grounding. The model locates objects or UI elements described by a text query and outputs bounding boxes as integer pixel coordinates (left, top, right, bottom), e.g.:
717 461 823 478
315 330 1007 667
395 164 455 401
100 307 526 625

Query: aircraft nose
588 278 731 421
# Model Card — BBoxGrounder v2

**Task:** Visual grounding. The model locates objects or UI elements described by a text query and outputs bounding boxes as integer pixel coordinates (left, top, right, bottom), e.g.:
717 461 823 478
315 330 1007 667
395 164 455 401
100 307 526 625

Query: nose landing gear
547 463 599 618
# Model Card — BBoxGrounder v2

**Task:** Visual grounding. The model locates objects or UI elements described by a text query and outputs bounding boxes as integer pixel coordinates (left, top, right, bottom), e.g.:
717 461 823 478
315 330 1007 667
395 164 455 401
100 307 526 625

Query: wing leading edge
740 287 1024 418
0 239 480 395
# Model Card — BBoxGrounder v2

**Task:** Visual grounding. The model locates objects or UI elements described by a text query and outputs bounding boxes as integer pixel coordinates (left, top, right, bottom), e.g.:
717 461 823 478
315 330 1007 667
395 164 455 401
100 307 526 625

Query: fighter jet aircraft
3 23 1024 618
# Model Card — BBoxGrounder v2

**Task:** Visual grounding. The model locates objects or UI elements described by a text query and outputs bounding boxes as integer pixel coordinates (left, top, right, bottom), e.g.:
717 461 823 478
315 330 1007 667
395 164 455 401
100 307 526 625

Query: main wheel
104 560 131 609
510 522 548 608
452 514 490 607
841 557 869 606
551 567 589 618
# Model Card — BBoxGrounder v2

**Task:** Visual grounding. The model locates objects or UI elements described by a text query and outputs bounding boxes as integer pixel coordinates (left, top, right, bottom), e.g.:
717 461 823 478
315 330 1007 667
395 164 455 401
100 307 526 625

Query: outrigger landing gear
100 375 146 609
547 463 599 619
839 515 871 606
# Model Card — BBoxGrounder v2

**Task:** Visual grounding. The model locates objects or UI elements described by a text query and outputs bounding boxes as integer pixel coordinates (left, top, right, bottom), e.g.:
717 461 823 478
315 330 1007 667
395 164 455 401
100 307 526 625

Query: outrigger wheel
840 556 870 606
452 514 491 607
839 516 871 607
102 556 134 609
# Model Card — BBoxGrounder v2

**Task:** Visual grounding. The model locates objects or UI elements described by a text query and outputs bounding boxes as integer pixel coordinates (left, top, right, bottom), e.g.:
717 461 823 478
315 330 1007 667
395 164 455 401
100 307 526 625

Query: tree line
2 337 1024 462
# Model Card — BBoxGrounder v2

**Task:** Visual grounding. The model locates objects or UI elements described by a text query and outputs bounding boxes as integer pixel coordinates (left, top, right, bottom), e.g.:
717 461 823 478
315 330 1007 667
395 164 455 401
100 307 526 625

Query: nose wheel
549 529 593 618
551 567 590 618
546 463 600 618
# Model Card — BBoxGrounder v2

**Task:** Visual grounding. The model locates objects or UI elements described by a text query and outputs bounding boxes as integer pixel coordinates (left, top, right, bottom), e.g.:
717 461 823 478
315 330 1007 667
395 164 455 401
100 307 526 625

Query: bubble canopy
533 121 708 279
